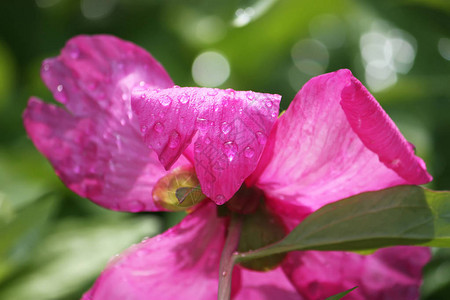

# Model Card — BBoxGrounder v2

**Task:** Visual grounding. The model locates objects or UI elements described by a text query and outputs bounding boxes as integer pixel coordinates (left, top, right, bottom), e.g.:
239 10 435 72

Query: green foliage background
0 0 448 299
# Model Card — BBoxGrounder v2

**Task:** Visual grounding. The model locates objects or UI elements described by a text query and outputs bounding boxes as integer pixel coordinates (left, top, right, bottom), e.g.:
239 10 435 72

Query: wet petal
82 202 226 300
41 34 173 118
233 267 302 300
254 69 431 212
24 98 189 212
282 246 430 300
132 87 280 204
25 35 179 212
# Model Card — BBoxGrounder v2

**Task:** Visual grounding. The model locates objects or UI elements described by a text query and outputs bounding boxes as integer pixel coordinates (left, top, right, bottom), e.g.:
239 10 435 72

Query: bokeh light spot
192 51 230 87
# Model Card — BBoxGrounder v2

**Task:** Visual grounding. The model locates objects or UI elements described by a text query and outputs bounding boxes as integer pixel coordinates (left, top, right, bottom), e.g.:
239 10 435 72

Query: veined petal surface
24 35 181 212
282 247 430 300
254 69 431 212
82 203 226 300
132 87 280 204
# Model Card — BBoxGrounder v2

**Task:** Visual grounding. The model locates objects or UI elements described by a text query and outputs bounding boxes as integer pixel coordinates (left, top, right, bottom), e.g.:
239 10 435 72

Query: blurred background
0 0 449 299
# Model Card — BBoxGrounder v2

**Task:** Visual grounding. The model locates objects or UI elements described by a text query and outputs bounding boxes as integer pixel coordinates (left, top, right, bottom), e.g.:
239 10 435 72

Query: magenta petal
255 69 432 211
233 267 302 300
24 35 183 212
282 247 430 299
341 76 432 184
24 98 189 212
82 203 226 300
41 35 173 118
132 87 280 204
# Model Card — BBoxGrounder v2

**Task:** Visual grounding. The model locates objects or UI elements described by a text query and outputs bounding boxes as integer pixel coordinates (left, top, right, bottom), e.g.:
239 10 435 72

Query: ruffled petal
82 202 226 300
282 246 430 300
24 98 189 212
254 69 432 212
132 87 280 204
41 34 173 118
24 35 180 212
232 267 302 300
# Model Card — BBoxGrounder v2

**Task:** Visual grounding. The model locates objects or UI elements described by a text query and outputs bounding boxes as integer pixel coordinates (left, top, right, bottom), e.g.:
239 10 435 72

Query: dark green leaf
325 286 358 300
235 186 450 262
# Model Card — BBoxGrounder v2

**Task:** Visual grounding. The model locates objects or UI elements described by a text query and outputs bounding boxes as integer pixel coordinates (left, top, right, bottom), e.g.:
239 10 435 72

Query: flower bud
153 166 206 211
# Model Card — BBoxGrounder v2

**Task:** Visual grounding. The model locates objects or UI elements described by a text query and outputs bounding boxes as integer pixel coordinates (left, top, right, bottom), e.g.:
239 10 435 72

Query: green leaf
325 286 358 300
0 193 59 282
235 186 450 262
0 215 161 300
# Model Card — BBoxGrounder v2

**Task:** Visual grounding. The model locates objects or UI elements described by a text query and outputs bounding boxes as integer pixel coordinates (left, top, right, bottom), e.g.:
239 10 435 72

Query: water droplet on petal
120 119 126 126
225 88 235 96
57 84 63 92
244 146 255 158
178 93 190 104
271 112 277 118
168 131 181 149
69 46 80 59
56 84 67 103
153 122 164 133
194 142 202 153
265 100 273 108
208 89 218 96
43 63 50 71
217 195 226 204
256 131 267 145
139 81 145 87
197 118 209 133
160 95 172 106
246 91 255 100
221 121 231 134
223 141 237 162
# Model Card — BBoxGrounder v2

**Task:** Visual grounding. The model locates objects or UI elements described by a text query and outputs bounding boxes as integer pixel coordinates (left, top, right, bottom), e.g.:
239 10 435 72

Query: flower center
153 166 207 211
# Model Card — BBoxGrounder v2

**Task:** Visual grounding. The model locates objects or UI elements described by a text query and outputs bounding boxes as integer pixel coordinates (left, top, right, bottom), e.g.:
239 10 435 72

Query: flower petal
41 35 173 118
24 98 190 212
131 87 280 204
282 247 430 299
254 69 432 212
233 266 302 300
82 202 226 300
24 35 180 212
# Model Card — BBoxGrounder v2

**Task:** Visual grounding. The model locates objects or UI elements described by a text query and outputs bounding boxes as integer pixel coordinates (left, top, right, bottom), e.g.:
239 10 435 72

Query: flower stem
218 213 243 300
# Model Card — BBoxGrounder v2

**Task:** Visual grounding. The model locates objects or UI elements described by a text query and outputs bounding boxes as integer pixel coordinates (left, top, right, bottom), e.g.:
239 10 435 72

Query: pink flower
24 35 432 300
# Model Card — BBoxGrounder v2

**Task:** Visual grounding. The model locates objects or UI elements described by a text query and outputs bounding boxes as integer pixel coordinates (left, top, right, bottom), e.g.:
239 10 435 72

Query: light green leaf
325 286 358 300
235 186 450 263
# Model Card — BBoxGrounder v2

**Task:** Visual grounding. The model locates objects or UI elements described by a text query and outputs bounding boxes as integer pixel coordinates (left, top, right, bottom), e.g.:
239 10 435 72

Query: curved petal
282 246 430 300
82 202 226 300
41 34 173 118
24 35 179 212
233 267 302 300
132 87 280 204
24 98 190 211
254 69 432 212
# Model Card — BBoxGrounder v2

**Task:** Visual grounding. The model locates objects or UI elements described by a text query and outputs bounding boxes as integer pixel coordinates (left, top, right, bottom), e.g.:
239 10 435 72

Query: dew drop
69 46 80 59
43 63 50 71
221 121 232 134
120 119 126 126
244 146 255 158
168 131 181 148
225 88 235 96
223 141 237 162
246 91 255 100
178 93 190 104
197 118 209 133
153 122 164 133
216 195 226 204
140 93 146 99
208 89 218 96
271 111 278 118
139 81 145 87
57 84 63 92
160 95 172 106
265 100 273 108
194 142 202 153
256 131 267 145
